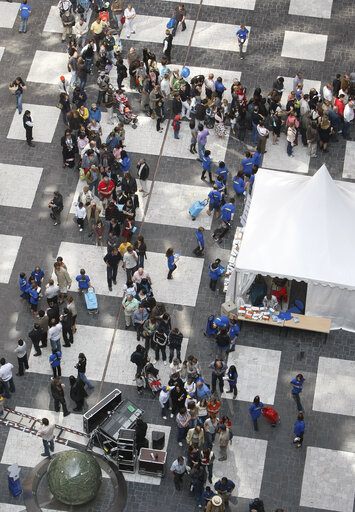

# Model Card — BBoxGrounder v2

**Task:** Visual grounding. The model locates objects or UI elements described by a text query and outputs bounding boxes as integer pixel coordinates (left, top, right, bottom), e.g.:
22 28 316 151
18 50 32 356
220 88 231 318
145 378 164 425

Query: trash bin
8 463 22 497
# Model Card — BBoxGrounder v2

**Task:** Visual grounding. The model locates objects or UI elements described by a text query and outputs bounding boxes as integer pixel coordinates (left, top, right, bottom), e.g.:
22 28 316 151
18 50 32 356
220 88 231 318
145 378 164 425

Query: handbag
167 17 175 29
56 102 63 109
120 15 125 24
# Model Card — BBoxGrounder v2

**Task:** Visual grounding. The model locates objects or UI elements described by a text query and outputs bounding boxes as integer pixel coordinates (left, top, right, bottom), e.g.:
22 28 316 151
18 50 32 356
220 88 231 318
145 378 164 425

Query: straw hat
212 495 223 506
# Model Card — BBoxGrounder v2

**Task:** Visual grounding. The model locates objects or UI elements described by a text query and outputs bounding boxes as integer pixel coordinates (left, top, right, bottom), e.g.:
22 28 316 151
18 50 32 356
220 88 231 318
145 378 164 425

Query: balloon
181 66 190 78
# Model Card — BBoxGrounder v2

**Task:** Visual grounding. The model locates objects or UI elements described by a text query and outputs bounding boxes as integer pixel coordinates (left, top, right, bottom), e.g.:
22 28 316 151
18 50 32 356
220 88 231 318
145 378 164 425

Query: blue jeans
177 426 188 442
70 70 77 88
174 129 180 139
287 141 293 156
292 392 303 411
198 142 205 160
19 18 28 32
89 179 98 197
252 122 258 144
42 439 54 457
85 57 93 73
50 338 61 352
3 378 15 399
205 431 215 449
113 14 123 33
61 109 68 124
79 76 87 91
16 93 23 113
78 371 94 389
211 373 224 393
169 346 181 363
343 120 351 140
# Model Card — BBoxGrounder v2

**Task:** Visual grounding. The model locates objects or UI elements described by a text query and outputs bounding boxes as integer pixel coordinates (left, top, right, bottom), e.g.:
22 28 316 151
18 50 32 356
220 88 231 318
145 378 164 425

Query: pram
114 91 138 127
142 361 161 396
84 286 99 315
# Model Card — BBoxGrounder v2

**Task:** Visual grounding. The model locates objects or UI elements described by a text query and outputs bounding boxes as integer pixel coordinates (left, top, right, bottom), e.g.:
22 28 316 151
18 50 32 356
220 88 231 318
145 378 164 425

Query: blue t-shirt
202 155 211 170
208 190 222 206
167 255 175 269
209 264 220 281
236 28 249 41
221 203 235 222
76 274 90 289
31 269 44 285
214 315 229 328
252 151 262 167
294 419 305 436
228 369 238 384
20 277 29 292
241 157 254 176
290 377 305 394
216 166 229 181
215 81 225 92
249 401 263 419
121 154 131 172
233 176 245 195
49 351 62 368
29 289 39 305
89 107 101 122
228 324 240 340
20 3 32 18
195 229 204 248
249 174 255 190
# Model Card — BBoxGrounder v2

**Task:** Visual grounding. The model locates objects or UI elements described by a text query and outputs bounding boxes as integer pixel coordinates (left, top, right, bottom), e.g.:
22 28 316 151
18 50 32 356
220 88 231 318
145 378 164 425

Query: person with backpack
173 114 181 139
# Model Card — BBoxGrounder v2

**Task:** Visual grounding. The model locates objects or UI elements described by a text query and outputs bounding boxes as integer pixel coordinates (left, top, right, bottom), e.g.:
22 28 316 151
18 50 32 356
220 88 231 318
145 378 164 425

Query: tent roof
236 165 355 289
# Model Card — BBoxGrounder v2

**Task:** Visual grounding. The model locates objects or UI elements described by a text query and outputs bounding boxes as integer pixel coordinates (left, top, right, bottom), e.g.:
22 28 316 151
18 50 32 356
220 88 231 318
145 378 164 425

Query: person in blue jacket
19 272 30 299
89 103 102 122
209 260 224 291
290 374 305 412
31 266 44 286
226 365 238 398
201 150 212 183
19 0 32 33
204 315 218 337
76 269 91 292
241 151 254 177
249 395 264 431
233 171 245 195
193 227 205 257
49 348 62 379
29 283 39 317
166 247 178 280
228 318 239 352
293 412 305 448
214 315 229 329
120 150 131 172
106 131 119 150
207 185 222 217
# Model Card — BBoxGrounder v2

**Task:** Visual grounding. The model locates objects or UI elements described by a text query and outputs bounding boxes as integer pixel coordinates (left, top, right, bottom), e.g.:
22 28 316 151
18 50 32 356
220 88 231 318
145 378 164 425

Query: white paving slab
213 436 267 499
0 163 43 208
281 31 328 62
27 50 71 85
161 0 255 7
1 406 86 468
300 447 355 512
100 112 229 163
28 324 113 382
262 132 310 174
0 505 27 512
55 242 204 306
7 103 60 143
313 357 355 417
223 345 281 404
342 141 355 179
105 328 188 385
0 235 22 284
43 5 64 33
0 47 5 62
120 15 249 52
289 0 333 19
0 1 21 28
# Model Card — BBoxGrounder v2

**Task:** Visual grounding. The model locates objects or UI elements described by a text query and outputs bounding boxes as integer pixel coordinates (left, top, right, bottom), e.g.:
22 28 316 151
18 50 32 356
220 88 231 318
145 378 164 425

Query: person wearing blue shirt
166 247 178 280
214 315 229 329
216 161 230 193
49 349 62 379
195 380 211 400
202 486 214 508
201 150 212 183
252 151 262 167
207 185 222 217
290 374 305 412
226 365 238 398
236 24 249 59
29 284 39 317
228 318 239 351
233 171 245 195
249 395 264 431
214 176 225 195
106 132 119 150
19 0 32 33
212 198 235 243
120 150 131 172
214 477 235 505
241 152 254 176
214 77 226 99
31 266 44 286
193 227 205 257
209 261 224 291
76 269 91 292
19 272 30 299
89 104 102 122
245 167 258 195
293 412 305 448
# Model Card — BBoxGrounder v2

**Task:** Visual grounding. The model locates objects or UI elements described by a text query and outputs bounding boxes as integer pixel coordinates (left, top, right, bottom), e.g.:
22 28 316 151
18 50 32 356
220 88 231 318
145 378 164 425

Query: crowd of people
2 1 353 511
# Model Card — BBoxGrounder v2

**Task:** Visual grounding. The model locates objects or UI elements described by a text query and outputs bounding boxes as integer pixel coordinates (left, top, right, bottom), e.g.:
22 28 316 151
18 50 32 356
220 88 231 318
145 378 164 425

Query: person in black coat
61 129 77 168
60 308 73 346
69 375 88 412
163 29 173 63
23 110 34 146
170 384 187 416
130 344 147 374
172 94 182 115
121 172 137 195
28 324 43 356
46 301 60 323
135 418 148 452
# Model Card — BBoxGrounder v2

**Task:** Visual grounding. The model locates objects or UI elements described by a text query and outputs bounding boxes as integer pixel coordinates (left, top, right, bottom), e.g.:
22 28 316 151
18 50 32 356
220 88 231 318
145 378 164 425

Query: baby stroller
114 91 138 127
205 107 215 129
142 361 161 396
84 286 99 315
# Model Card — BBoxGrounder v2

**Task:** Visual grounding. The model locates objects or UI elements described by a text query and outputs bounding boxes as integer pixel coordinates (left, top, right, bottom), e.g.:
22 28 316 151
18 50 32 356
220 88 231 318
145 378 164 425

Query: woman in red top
207 396 221 418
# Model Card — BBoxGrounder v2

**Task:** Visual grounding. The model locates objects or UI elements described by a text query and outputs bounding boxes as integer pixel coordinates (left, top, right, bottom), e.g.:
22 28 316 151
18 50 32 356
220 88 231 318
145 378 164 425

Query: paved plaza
0 0 354 511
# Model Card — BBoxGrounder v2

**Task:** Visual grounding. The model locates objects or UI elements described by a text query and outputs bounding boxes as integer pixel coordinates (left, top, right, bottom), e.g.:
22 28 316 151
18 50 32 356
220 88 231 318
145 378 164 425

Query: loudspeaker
152 431 165 450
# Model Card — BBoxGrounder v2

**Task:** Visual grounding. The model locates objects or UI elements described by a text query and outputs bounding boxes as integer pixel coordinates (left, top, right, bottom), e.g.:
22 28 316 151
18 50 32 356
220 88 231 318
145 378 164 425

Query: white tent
235 165 355 331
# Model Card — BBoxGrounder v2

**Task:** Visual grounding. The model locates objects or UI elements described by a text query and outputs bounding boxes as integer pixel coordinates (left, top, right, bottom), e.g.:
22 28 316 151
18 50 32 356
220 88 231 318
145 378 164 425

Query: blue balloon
181 66 190 78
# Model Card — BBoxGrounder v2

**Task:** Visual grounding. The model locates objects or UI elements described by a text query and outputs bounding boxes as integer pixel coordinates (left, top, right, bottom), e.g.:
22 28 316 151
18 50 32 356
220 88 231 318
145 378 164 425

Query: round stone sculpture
47 450 102 505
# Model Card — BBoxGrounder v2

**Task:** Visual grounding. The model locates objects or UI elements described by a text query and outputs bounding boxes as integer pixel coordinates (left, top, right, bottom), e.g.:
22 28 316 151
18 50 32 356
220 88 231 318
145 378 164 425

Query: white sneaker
178 442 183 447
162 416 167 420
164 361 167 366
79 228 83 232
170 413 174 418
151 360 156 364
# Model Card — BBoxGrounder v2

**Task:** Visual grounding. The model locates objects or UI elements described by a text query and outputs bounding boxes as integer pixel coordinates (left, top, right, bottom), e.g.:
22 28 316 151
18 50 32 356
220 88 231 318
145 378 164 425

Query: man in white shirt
48 320 62 351
74 17 88 49
343 100 354 140
322 83 333 103
44 280 60 305
123 247 138 281
160 73 171 100
170 456 187 490
39 418 55 457
14 339 28 377
132 267 152 285
0 358 15 398
204 73 215 100
263 293 279 310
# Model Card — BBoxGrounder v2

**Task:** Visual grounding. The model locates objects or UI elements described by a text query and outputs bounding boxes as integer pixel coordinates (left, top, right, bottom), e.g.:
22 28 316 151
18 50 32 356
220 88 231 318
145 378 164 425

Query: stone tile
313 357 355 417
0 1 21 28
289 0 333 19
342 141 355 179
0 163 43 208
7 103 60 143
281 31 328 62
213 436 268 499
262 133 310 174
223 345 281 404
0 47 4 62
105 328 188 385
161 0 256 7
43 5 63 33
54 242 204 306
0 235 22 283
300 447 355 512
27 50 70 85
